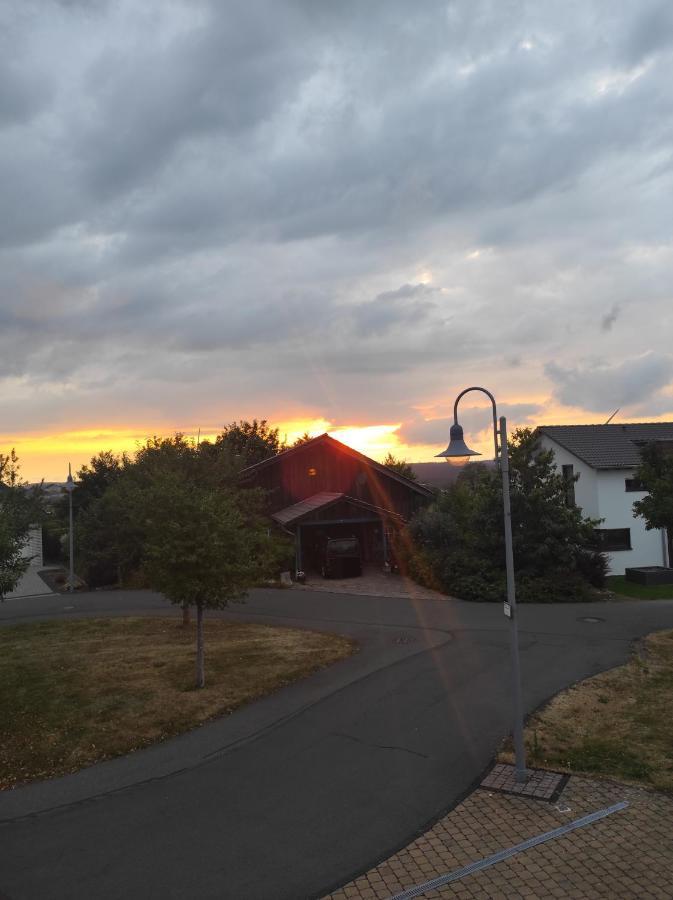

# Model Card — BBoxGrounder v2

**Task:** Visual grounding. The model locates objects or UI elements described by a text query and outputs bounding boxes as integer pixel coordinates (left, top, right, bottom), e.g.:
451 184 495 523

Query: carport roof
272 492 404 527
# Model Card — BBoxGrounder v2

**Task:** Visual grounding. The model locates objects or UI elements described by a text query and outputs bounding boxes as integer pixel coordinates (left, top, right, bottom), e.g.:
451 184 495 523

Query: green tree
73 432 289 640
399 428 606 602
142 474 282 687
72 450 129 513
76 476 146 588
134 434 199 480
291 432 314 448
213 419 286 469
632 443 673 536
0 448 22 488
382 452 417 482
73 435 241 606
0 450 42 598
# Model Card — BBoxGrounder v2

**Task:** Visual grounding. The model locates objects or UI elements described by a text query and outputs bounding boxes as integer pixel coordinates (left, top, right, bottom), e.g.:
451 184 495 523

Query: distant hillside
410 460 496 490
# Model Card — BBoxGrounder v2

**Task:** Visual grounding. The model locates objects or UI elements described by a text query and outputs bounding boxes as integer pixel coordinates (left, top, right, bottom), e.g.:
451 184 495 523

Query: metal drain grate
480 764 567 801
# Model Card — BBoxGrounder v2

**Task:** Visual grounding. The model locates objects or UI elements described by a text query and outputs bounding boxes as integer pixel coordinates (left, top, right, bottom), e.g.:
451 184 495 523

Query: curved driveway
1 587 672 900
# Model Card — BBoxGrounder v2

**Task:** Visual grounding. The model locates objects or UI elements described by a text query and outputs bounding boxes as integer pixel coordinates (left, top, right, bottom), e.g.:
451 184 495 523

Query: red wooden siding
242 436 429 521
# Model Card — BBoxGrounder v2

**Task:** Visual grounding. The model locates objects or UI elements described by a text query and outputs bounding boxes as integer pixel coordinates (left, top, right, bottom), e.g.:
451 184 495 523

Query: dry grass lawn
0 617 356 789
500 629 673 791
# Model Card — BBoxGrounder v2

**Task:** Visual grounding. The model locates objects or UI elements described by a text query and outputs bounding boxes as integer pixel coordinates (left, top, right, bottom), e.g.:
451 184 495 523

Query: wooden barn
239 434 433 575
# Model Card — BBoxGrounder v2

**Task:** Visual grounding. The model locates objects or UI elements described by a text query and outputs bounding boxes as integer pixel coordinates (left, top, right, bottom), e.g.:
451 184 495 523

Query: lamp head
435 422 481 461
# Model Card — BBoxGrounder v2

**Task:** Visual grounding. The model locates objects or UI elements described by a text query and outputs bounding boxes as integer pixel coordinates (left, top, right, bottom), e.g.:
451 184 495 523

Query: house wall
596 469 666 575
538 436 599 517
21 527 43 569
540 436 667 575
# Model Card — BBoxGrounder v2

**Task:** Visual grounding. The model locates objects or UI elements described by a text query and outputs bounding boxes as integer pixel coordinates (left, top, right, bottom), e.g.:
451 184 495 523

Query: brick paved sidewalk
324 772 673 899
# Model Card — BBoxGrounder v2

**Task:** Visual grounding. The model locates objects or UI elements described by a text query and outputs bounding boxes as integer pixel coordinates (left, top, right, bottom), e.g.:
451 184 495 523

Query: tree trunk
182 601 191 627
195 602 205 689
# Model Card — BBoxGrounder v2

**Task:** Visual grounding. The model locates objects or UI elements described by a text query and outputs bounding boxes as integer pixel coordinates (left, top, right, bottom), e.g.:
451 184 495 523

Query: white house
538 423 673 576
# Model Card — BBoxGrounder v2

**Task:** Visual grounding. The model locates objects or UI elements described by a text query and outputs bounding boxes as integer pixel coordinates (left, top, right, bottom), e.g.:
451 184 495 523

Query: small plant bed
499 630 673 791
0 617 356 789
37 567 87 593
606 575 673 601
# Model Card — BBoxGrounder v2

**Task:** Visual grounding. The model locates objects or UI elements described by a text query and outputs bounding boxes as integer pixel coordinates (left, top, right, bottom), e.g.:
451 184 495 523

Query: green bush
398 428 607 603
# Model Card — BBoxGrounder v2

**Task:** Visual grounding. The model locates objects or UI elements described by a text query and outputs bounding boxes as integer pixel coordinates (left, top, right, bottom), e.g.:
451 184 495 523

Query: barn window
308 467 317 476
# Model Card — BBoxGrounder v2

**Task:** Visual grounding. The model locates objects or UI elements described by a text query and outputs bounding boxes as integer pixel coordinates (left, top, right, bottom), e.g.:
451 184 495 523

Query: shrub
398 428 607 602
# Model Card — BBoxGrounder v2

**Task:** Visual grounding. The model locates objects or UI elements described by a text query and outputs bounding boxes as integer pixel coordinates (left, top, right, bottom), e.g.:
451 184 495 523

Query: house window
595 528 632 552
625 478 644 492
561 464 575 506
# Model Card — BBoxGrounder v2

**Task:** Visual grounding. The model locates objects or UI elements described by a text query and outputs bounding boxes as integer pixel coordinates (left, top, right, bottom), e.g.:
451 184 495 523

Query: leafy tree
0 450 42 598
74 432 287 642
71 450 129 513
134 434 199 479
76 476 146 588
0 448 22 488
382 452 417 482
213 419 286 469
51 450 130 561
291 432 314 448
632 443 673 536
142 473 283 687
399 428 606 602
74 439 182 592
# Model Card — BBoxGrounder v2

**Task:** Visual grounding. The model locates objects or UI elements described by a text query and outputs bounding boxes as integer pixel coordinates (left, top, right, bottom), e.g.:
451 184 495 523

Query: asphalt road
1 587 672 900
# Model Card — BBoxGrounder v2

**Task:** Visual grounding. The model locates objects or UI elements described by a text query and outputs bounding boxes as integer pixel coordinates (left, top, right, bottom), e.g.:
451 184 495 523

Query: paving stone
322 774 673 899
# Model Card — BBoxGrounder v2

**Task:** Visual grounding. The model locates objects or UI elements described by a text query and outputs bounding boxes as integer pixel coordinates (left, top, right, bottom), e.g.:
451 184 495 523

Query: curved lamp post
64 463 76 593
436 387 527 783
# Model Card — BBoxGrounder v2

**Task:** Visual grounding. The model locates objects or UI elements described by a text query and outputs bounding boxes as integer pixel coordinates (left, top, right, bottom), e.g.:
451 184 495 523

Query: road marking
389 800 629 899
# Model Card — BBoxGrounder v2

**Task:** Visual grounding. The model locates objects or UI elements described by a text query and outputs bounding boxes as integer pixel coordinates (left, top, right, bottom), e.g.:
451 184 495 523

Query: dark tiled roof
538 423 673 469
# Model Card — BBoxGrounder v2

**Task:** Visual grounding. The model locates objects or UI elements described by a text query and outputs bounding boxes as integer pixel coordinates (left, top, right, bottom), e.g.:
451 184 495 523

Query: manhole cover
578 616 604 624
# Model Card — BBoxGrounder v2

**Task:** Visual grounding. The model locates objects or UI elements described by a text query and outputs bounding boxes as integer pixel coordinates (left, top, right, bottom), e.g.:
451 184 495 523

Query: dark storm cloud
0 59 49 126
621 1 673 64
545 353 673 412
78 4 315 199
2 0 673 446
351 284 438 337
601 304 621 331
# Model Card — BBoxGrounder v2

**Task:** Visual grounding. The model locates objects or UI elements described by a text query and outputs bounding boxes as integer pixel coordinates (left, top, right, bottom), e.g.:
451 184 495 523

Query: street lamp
64 463 76 593
437 386 528 783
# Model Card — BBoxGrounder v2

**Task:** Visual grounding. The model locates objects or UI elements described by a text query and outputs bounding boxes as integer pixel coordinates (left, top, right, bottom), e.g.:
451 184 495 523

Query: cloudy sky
2 0 673 480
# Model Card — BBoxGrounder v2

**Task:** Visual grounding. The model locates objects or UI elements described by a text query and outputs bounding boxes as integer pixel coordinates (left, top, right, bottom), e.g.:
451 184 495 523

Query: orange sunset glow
6 397 671 484
3 420 407 482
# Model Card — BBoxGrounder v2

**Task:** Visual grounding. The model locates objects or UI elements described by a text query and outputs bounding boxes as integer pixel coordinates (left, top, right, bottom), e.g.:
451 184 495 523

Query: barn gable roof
239 433 433 497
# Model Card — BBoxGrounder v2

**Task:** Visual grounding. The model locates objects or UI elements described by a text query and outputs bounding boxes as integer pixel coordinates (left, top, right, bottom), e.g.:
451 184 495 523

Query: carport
271 492 405 576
